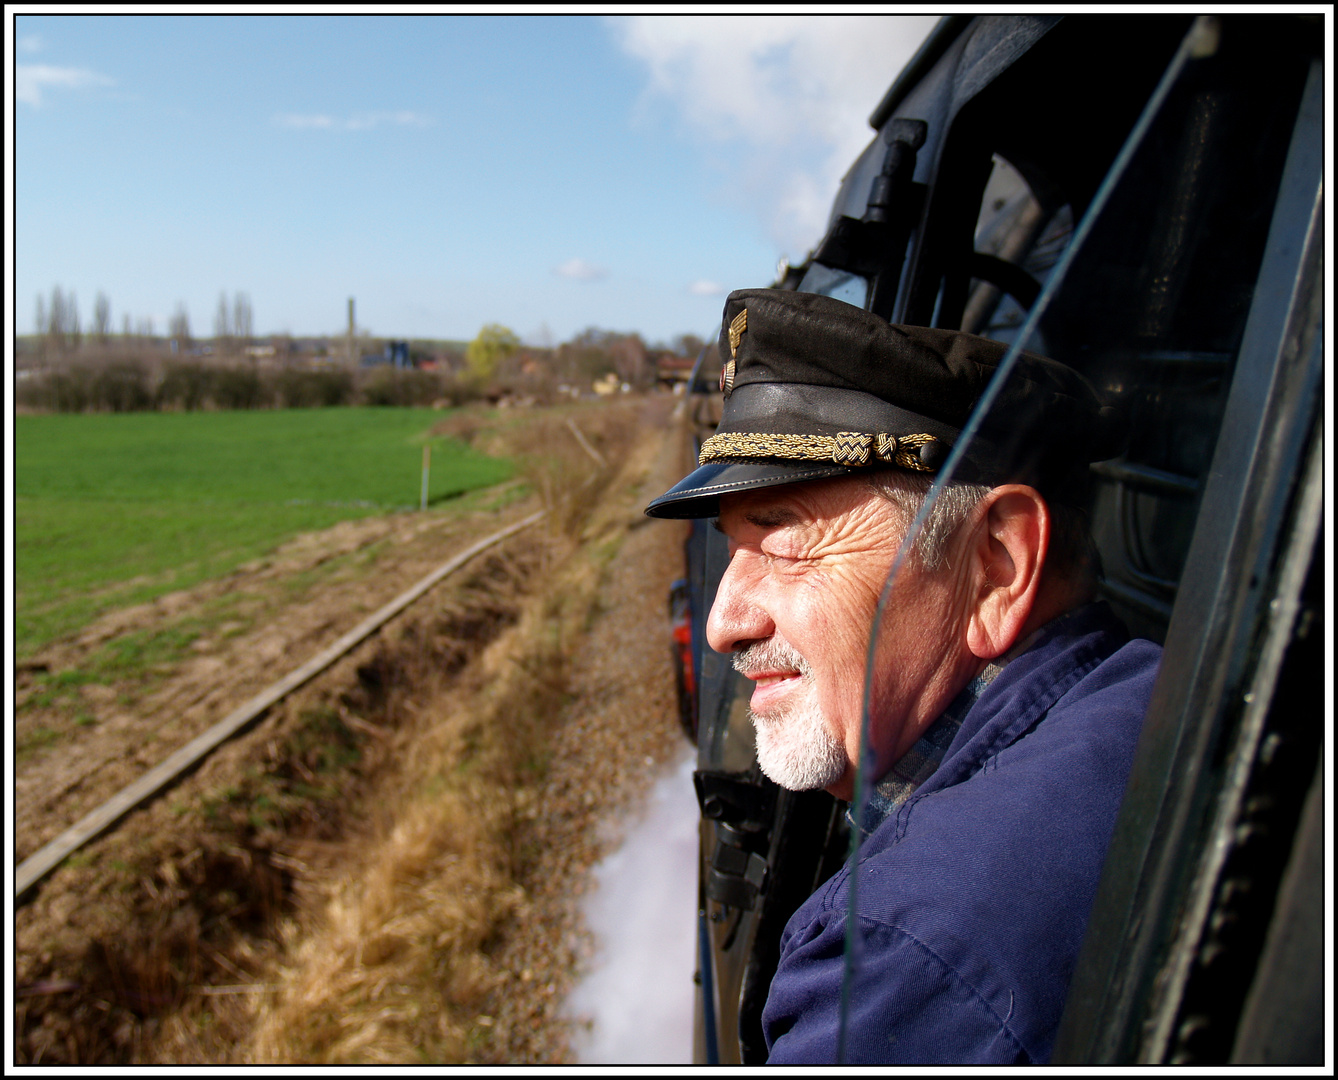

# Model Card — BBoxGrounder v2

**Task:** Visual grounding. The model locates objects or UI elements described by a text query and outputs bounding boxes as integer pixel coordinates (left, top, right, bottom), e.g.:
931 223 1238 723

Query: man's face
706 476 977 800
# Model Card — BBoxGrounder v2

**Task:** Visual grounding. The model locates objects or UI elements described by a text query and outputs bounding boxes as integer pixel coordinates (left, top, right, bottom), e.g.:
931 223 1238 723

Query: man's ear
964 486 1049 660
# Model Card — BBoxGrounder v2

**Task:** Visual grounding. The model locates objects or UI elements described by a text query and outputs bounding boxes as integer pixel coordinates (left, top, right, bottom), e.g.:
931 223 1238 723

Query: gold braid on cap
699 431 939 472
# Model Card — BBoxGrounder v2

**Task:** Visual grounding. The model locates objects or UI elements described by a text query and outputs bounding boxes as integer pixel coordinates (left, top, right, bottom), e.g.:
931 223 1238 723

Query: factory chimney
347 298 355 365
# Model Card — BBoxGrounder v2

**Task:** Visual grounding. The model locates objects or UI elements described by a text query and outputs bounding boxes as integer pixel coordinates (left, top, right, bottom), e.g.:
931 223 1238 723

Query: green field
14 408 514 659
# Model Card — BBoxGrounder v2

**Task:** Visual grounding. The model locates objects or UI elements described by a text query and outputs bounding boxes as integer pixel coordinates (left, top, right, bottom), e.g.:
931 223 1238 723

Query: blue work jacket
763 602 1161 1064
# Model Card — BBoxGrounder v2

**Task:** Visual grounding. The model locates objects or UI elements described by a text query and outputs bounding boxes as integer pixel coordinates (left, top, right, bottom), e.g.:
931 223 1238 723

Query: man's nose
706 553 774 654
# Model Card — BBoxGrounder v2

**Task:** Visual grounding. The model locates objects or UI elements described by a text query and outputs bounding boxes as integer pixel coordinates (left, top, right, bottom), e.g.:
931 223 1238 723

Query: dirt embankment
13 395 696 1065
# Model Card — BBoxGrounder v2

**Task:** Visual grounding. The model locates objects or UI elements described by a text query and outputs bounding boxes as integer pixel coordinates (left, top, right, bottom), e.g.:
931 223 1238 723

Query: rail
15 510 547 903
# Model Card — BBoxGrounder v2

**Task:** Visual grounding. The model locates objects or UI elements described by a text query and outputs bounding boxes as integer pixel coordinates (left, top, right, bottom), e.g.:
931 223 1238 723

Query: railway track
15 510 546 901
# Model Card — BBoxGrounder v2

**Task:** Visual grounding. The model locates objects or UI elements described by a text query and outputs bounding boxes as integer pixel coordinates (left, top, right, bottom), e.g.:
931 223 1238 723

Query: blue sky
11 13 936 346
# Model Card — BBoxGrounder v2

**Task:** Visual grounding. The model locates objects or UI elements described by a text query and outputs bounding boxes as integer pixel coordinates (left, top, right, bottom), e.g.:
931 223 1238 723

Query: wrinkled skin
707 475 1066 801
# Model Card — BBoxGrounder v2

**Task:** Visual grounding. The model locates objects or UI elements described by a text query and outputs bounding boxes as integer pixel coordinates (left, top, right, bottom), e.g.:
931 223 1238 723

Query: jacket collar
851 601 1126 835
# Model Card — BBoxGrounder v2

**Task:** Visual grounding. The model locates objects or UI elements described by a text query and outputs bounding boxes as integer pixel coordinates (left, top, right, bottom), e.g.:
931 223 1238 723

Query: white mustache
732 637 813 680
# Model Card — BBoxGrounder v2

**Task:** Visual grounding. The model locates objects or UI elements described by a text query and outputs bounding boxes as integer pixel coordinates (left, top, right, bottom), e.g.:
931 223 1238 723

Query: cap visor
644 460 856 519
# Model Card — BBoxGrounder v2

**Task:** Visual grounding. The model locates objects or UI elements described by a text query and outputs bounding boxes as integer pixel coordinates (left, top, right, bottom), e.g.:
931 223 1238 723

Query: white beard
733 639 848 792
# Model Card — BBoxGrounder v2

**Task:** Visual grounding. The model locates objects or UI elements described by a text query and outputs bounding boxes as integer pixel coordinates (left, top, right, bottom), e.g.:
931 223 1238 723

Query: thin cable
834 18 1217 1062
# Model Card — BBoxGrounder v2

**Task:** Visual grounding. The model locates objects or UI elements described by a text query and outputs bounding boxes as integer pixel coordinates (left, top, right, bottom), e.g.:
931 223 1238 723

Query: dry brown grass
435 399 646 541
240 396 675 1064
244 590 576 1062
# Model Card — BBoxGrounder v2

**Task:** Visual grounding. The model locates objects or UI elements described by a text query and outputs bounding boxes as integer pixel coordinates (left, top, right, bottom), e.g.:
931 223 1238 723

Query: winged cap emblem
728 308 747 359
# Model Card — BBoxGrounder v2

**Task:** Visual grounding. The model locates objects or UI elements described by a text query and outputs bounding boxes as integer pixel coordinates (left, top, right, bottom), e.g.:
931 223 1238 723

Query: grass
16 726 62 758
21 602 253 719
14 408 514 659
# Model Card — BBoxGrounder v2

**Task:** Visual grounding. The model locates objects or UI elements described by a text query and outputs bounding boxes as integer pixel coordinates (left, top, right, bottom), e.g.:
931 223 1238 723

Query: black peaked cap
645 289 1122 519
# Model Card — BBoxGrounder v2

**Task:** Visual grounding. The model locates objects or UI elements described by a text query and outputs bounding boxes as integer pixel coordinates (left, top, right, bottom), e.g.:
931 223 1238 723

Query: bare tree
45 286 80 353
610 333 650 388
122 313 133 340
34 294 48 363
92 292 112 348
214 290 232 352
46 286 63 353
65 290 80 350
673 333 706 359
233 292 253 347
169 302 191 353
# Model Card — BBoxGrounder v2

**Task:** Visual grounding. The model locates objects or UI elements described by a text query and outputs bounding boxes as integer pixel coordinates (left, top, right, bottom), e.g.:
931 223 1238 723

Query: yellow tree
465 323 520 384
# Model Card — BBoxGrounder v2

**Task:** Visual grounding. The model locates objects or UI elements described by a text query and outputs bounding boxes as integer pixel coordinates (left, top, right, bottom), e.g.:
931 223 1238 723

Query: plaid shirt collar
848 605 1097 837
850 662 1004 837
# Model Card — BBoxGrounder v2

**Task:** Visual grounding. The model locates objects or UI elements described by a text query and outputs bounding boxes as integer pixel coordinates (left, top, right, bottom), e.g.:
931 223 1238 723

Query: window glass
962 154 1074 350
797 262 870 308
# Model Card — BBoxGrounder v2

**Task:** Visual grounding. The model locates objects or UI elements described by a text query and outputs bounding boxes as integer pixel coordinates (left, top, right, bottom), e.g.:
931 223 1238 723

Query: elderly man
646 289 1161 1064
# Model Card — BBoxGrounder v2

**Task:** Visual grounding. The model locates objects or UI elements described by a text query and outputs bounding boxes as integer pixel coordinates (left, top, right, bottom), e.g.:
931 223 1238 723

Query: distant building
656 353 697 386
360 340 411 369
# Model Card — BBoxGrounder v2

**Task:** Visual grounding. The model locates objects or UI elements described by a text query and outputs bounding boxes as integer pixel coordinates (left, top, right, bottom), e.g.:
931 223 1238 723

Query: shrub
434 374 487 408
157 362 215 411
273 368 354 408
211 367 272 410
20 359 469 413
16 367 89 412
359 368 445 407
89 360 154 413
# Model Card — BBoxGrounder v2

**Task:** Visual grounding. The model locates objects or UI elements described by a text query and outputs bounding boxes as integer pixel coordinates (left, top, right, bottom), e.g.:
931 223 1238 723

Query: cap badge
720 308 747 397
728 308 747 359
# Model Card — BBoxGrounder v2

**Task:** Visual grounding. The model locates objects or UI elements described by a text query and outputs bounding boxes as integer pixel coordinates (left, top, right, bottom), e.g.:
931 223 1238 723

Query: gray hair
866 472 1101 587
866 472 990 571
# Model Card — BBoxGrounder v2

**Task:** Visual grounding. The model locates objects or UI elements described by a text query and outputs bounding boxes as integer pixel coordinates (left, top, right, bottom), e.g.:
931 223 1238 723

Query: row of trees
30 285 254 357
15 337 696 416
470 324 706 397
22 284 707 413
30 286 705 369
213 292 254 352
34 286 101 352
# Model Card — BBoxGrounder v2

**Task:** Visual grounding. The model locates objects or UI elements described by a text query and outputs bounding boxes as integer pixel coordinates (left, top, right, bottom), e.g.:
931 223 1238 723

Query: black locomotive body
677 14 1325 1066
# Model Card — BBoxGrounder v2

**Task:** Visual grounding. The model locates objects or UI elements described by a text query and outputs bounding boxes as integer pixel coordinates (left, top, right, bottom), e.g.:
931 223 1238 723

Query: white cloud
555 258 609 282
687 280 725 297
274 113 336 129
273 111 432 131
16 64 114 107
609 15 938 256
346 110 433 130
19 34 43 53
